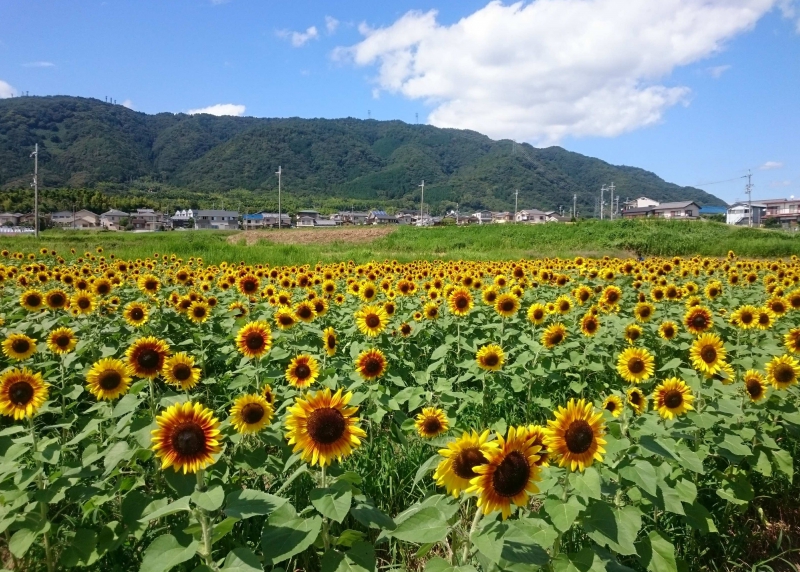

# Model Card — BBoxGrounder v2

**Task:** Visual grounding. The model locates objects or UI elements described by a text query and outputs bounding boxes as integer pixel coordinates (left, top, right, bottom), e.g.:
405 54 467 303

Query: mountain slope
0 95 726 213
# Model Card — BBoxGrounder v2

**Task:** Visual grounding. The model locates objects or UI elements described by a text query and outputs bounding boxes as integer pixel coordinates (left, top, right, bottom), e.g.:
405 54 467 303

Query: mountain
0 96 725 214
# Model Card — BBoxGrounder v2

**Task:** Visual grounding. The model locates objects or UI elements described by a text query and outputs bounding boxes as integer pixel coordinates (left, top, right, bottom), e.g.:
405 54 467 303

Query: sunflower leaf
261 514 322 565
139 533 199 572
310 486 353 523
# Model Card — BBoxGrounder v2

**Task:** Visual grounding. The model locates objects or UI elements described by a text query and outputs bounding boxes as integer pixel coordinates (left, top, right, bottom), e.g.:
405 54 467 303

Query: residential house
414 214 434 227
100 209 129 231
242 213 291 229
544 211 568 223
726 203 765 226
131 209 170 231
492 212 513 224
17 213 36 227
0 213 21 226
296 215 317 228
296 209 320 220
621 201 700 220
515 209 548 224
367 210 398 225
331 211 369 225
193 210 239 230
761 198 800 227
171 209 195 229
622 197 660 211
396 213 415 225
472 210 493 224
50 209 100 229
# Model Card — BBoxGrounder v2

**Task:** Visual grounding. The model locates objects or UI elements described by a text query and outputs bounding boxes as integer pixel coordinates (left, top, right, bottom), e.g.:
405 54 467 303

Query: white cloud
187 103 246 116
335 0 781 144
22 61 55 68
0 80 16 98
326 16 340 34
707 64 732 78
278 26 319 47
760 161 784 170
122 99 134 109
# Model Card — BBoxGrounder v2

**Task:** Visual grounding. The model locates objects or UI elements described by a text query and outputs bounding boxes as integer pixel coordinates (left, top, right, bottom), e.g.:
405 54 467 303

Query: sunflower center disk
550 333 563 344
294 364 311 379
327 337 336 349
422 417 443 435
8 381 34 405
173 365 192 381
700 347 717 364
663 390 683 409
241 403 265 424
746 381 762 397
774 365 795 384
11 339 30 353
364 357 382 376
78 298 90 309
56 335 71 347
628 358 645 374
453 447 487 480
245 333 265 350
366 315 380 328
484 354 499 367
456 297 468 309
692 316 707 328
27 295 42 306
564 420 594 454
131 308 144 320
171 422 206 456
502 301 514 312
307 407 346 445
138 349 160 369
99 371 122 390
50 294 65 306
491 451 531 498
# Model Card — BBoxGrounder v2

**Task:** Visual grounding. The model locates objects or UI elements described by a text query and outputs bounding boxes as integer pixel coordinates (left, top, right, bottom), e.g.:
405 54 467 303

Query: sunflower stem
29 418 55 572
148 378 157 417
320 465 331 551
195 470 217 570
461 505 483 563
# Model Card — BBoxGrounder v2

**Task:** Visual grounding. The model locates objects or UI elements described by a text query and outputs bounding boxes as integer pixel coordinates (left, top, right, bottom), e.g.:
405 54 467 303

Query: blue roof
699 206 727 214
242 213 262 220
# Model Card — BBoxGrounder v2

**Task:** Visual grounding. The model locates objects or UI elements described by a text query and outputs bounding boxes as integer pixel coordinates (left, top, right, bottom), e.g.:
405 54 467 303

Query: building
725 203 764 226
621 201 700 220
0 213 21 226
171 209 194 229
473 210 493 224
761 198 800 227
100 209 129 231
544 211 568 223
367 210 398 225
331 211 369 225
50 209 100 229
515 209 548 224
396 213 415 225
622 197 660 211
242 213 291 229
492 212 513 224
296 215 316 228
193 210 239 230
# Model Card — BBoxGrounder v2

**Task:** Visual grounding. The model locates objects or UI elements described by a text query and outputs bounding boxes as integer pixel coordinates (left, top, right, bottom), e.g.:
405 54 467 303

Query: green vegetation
1 96 725 215
1 220 797 266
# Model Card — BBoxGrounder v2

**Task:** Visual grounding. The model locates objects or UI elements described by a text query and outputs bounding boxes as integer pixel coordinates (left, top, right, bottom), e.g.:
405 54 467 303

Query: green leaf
472 520 504 564
112 394 141 418
320 541 376 572
637 530 677 572
192 485 225 512
543 497 582 532
221 547 262 572
9 527 39 558
310 486 353 523
351 502 395 530
390 506 449 544
224 489 287 520
164 470 197 498
620 460 657 496
683 500 717 534
583 503 641 556
658 358 682 371
430 344 450 361
261 514 322 565
424 557 478 572
552 547 606 572
770 448 794 481
413 454 440 485
569 467 601 500
716 473 753 505
139 534 200 572
139 496 191 522
103 441 132 476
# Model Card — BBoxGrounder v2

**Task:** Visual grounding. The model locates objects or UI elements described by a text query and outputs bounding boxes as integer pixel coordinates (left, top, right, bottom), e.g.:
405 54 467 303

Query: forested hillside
0 96 725 214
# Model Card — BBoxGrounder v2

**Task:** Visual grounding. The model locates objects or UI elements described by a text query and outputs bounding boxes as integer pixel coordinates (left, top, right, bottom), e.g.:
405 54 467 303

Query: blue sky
1 0 798 204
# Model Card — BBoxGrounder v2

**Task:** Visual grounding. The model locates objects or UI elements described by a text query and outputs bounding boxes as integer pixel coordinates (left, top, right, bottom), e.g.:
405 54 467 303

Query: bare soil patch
230 227 396 246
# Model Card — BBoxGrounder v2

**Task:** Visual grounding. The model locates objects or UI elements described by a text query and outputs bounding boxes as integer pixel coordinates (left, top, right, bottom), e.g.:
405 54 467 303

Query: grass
1 219 798 265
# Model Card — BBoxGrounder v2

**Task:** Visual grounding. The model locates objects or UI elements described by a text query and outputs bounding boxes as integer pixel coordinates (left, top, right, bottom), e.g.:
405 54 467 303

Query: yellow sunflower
634 302 655 323
44 289 69 310
138 274 161 295
294 300 317 323
187 300 211 324
273 306 298 330
424 301 440 320
71 292 96 315
602 395 623 418
580 313 600 337
743 370 768 403
230 394 274 434
494 293 520 318
527 303 547 325
616 347 654 383
684 306 713 335
415 407 449 438
541 323 567 349
467 426 542 520
447 287 474 317
544 398 606 472
236 321 273 359
754 308 775 330
286 354 320 388
355 348 387 381
526 425 550 467
766 354 800 390
658 321 678 341
476 344 505 372
162 353 201 391
19 289 44 312
730 305 758 330
123 302 149 327
355 305 389 337
626 387 648 415
653 377 694 420
47 327 77 355
322 327 337 357
261 383 276 406
86 358 132 400
624 323 643 344
125 336 171 379
0 368 48 419
285 387 367 467
433 430 497 498
151 402 222 474
689 333 726 377
399 322 413 337
784 328 800 354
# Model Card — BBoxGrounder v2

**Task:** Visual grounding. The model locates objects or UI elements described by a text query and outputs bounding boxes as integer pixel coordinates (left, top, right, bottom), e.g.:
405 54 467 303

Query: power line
692 175 748 187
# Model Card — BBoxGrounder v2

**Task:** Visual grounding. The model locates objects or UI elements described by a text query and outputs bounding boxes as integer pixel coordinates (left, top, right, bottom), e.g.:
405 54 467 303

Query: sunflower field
1 247 800 572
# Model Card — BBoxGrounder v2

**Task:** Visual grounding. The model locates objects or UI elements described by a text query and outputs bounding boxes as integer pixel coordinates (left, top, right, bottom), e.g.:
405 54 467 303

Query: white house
622 197 660 211
726 202 766 226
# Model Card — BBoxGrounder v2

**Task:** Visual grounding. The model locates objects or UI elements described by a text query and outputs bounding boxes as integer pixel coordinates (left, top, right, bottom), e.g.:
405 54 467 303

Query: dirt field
229 226 396 246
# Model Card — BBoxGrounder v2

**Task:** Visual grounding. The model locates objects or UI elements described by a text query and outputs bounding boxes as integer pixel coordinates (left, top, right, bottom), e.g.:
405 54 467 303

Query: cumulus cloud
277 26 319 47
760 161 784 170
325 16 340 34
22 61 55 68
335 0 782 144
707 64 732 78
188 103 246 116
0 80 16 98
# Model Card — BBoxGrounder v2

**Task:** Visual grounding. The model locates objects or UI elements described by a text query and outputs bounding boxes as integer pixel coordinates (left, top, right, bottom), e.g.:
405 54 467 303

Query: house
313 219 339 227
414 214 434 227
622 197 660 211
171 209 195 229
100 209 129 231
492 212 513 224
332 211 369 225
621 201 700 220
296 216 316 228
0 213 21 226
50 209 100 229
131 209 170 231
544 211 568 223
17 213 36 227
193 210 239 230
367 210 398 225
473 210 493 224
761 198 800 227
242 213 291 229
296 209 320 220
515 209 548 224
726 203 765 226
396 213 415 225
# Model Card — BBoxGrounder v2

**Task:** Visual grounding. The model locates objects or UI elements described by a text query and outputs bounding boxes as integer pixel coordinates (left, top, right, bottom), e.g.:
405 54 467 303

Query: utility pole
418 180 425 227
276 166 282 229
455 202 459 225
600 185 606 220
745 170 753 228
514 189 519 223
31 144 39 238
573 194 577 220
609 182 615 221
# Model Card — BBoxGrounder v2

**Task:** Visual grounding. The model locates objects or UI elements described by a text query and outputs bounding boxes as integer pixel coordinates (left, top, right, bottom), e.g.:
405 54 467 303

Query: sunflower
634 302 655 323
261 383 276 406
754 308 774 330
689 333 726 377
658 321 678 341
236 274 260 297
684 306 713 335
86 358 132 400
187 300 211 324
580 313 600 337
151 402 222 474
229 301 249 319
135 272 161 295
123 302 149 327
447 287 474 317
399 322 413 337
285 387 367 467
125 336 171 379
2 333 37 361
236 321 273 359
47 327 77 355
286 354 320 388
476 344 505 371
730 305 758 330
44 289 69 310
541 323 567 349
544 399 606 472
273 306 298 330
71 292 96 315
0 368 48 419
19 289 44 311
162 353 201 391
766 296 789 316
294 301 317 323
230 393 274 434
355 305 389 337
601 285 622 309
424 302 440 320
743 370 768 403
467 426 541 519
614 347 654 384
602 395 623 418
554 295 572 315
322 327 337 356
653 377 694 420
624 323 643 344
766 354 800 390
494 293 520 318
527 303 547 325
433 430 497 498
415 407 449 438
355 348 387 381
785 328 800 354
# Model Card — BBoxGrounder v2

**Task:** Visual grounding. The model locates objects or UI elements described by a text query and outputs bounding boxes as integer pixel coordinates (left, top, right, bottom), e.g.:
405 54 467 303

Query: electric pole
31 144 39 238
455 202 459 225
573 194 577 220
276 166 282 229
609 182 615 221
745 170 753 227
600 185 606 220
514 189 519 223
418 180 425 227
